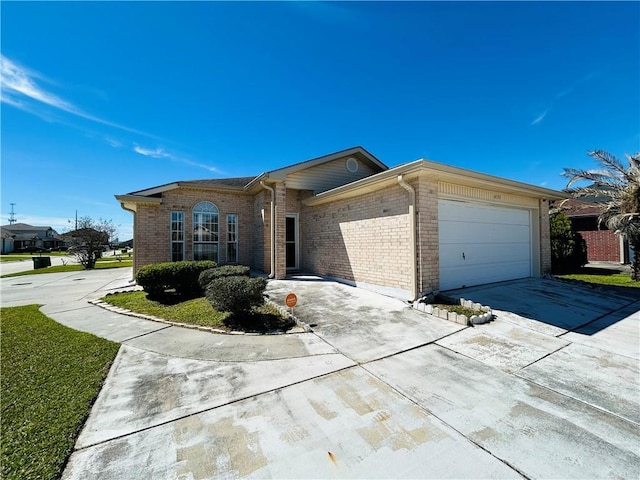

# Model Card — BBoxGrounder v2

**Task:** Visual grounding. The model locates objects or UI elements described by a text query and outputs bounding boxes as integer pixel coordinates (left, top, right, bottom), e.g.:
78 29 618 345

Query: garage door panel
439 242 530 268
442 203 530 224
438 200 532 290
440 260 532 289
439 221 530 245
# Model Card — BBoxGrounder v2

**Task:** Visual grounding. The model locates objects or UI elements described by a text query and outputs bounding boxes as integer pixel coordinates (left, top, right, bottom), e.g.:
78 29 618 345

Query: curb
90 291 308 336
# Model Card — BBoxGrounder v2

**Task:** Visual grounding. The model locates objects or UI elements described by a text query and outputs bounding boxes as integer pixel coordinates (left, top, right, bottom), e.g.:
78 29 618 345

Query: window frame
192 201 219 262
170 211 185 262
226 213 238 263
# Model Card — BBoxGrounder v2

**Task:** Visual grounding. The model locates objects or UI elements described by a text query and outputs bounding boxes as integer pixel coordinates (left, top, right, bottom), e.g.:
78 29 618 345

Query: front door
285 214 299 271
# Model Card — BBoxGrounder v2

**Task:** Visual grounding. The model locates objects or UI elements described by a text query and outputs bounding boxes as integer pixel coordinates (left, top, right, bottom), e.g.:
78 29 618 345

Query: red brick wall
578 230 619 262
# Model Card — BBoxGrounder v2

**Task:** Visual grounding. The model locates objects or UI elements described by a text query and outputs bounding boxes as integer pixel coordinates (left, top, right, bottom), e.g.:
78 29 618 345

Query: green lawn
0 252 70 262
101 291 294 332
1 253 131 263
102 291 230 328
0 256 32 263
1 305 120 480
1 261 133 278
555 271 640 288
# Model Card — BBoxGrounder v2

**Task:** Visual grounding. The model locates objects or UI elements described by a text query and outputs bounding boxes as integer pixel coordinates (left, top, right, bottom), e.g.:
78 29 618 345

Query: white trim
170 211 185 262
193 202 219 262
226 213 239 263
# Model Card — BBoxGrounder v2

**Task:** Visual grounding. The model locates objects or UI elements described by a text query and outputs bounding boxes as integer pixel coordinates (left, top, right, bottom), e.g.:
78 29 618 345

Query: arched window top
193 201 219 214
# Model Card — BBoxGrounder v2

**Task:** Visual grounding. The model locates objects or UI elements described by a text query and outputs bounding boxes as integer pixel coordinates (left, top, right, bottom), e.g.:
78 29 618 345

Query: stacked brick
579 230 620 262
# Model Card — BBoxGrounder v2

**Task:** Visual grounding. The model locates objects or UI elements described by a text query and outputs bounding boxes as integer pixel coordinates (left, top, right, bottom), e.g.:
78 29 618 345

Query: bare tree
65 217 117 269
563 150 640 279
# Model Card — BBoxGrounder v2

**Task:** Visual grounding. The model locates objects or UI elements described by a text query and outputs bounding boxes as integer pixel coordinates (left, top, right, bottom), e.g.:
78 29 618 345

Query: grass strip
555 272 640 288
101 291 295 332
0 252 71 260
101 291 229 329
1 261 133 278
1 305 120 480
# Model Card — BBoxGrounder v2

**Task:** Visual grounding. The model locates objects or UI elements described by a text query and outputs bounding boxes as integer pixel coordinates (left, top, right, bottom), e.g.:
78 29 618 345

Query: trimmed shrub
223 302 297 333
198 265 251 291
550 213 588 273
136 260 217 298
205 276 267 315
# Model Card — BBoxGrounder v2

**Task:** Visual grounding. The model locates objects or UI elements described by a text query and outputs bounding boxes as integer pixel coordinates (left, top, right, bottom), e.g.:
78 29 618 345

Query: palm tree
563 150 640 280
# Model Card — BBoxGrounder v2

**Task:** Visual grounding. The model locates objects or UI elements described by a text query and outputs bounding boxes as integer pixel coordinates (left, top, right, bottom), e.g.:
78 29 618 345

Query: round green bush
198 265 250 290
205 276 267 315
136 260 217 298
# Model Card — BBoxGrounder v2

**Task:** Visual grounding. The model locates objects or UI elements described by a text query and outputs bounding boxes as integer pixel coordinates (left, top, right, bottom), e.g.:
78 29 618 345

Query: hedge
205 276 267 315
135 260 217 298
198 265 251 290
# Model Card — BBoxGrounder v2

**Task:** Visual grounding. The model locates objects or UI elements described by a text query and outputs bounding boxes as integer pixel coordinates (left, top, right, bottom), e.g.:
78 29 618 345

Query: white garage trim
438 200 533 290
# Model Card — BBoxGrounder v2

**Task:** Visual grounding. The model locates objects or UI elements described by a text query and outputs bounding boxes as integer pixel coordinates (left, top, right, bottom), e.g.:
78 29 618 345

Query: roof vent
346 157 359 173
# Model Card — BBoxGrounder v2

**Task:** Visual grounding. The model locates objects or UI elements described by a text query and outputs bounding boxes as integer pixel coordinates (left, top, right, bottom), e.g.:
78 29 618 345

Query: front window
170 211 184 261
227 214 238 263
193 202 218 262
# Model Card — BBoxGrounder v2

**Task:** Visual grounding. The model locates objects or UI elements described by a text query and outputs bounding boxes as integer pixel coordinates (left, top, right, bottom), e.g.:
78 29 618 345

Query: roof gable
119 147 387 201
557 199 606 217
304 159 568 206
266 146 387 179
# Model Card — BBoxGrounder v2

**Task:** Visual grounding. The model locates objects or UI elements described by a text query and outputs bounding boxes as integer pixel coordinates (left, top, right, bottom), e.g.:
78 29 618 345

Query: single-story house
116 146 567 300
559 199 631 263
1 230 15 254
0 223 64 251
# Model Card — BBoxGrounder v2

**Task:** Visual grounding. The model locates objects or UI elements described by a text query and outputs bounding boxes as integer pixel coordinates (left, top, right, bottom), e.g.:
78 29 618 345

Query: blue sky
2 1 638 241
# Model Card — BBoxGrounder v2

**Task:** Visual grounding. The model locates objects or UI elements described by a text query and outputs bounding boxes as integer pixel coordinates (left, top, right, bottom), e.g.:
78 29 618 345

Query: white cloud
133 144 218 172
531 109 548 126
105 137 123 148
133 145 172 159
1 55 74 111
1 54 159 139
530 72 598 126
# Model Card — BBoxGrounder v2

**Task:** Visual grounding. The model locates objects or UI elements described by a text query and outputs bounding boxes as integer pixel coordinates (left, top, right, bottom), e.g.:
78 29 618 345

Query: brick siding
132 177 553 297
274 183 287 279
133 188 254 272
301 183 413 295
539 199 551 273
252 190 267 272
416 174 439 292
578 230 620 262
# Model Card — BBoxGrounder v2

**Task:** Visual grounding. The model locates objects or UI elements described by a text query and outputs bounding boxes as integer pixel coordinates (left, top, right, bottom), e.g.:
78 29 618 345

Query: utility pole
8 203 17 224
75 210 78 231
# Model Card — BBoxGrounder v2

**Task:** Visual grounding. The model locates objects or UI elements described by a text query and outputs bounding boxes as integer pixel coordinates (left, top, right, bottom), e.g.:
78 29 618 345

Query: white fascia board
304 160 568 206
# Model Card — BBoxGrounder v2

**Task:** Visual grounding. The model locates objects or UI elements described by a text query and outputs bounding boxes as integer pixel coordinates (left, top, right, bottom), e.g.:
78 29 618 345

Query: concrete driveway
3 270 638 478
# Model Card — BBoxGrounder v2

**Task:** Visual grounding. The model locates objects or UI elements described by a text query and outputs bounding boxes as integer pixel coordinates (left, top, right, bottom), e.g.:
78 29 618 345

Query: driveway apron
5 270 636 479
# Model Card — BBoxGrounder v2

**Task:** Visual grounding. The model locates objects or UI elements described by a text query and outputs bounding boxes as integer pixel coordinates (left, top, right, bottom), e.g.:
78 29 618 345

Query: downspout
398 175 418 302
260 181 276 278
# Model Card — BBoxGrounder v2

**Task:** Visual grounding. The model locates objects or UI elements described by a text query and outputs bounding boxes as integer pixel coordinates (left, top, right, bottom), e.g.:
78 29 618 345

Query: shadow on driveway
445 277 640 334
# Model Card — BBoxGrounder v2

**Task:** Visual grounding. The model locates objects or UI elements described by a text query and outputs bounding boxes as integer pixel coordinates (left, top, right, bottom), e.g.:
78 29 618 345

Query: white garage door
438 200 532 290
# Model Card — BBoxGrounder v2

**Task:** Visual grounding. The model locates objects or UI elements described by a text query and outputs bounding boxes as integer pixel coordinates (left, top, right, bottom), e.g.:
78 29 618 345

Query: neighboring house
116 146 566 300
0 223 64 251
559 199 630 263
1 230 15 254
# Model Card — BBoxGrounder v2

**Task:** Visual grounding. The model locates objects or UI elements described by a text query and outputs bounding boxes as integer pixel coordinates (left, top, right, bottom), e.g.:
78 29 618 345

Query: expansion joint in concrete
73 362 357 452
359 363 532 480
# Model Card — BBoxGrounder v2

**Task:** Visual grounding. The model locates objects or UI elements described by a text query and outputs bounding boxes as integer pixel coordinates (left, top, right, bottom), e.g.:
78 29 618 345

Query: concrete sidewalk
4 269 638 478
